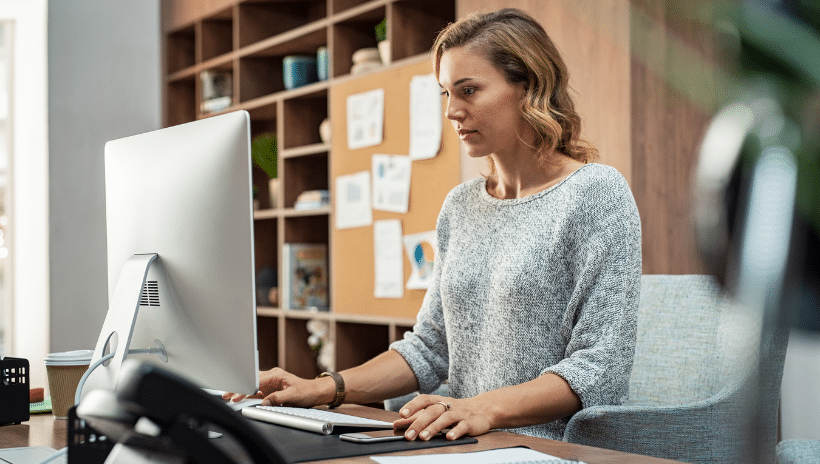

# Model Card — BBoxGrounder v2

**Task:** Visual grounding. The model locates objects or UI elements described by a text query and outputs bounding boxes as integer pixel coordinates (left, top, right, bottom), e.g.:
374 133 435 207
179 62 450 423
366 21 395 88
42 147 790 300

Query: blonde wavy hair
432 8 597 170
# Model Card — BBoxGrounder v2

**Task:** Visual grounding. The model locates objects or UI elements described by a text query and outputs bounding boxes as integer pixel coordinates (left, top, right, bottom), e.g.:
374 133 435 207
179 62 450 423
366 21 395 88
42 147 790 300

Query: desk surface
2 407 682 463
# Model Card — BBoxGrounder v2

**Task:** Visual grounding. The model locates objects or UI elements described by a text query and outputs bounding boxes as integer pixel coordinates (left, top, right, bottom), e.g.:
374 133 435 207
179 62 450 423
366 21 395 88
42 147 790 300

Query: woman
227 8 641 442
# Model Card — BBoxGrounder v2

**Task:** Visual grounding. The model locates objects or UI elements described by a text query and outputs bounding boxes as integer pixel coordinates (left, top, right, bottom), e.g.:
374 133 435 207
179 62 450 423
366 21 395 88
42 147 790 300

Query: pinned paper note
372 154 411 214
409 74 442 160
403 230 437 290
335 171 372 229
347 88 385 150
374 220 404 299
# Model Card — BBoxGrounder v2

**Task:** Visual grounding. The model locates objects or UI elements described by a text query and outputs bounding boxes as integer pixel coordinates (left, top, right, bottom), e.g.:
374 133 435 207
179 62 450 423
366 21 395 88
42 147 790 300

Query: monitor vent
140 281 160 307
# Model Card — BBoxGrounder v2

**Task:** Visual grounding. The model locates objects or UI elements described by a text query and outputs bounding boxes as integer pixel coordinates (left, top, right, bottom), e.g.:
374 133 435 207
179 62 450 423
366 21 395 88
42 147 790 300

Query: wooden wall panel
456 0 632 183
458 0 713 275
629 1 711 275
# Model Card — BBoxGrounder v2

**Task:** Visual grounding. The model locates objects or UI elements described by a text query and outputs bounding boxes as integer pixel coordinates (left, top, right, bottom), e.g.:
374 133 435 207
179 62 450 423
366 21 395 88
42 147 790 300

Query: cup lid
44 349 94 366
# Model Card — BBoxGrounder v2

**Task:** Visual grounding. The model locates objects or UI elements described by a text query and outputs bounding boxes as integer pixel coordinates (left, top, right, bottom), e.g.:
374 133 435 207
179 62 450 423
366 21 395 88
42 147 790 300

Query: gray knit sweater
390 163 642 440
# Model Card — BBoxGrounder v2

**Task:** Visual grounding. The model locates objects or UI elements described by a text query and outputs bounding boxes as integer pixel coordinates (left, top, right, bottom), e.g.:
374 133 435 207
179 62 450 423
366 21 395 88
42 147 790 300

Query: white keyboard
242 406 393 435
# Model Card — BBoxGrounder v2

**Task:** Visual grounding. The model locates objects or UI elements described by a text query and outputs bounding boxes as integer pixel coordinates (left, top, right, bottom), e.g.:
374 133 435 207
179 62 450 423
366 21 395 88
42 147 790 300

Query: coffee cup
44 349 93 419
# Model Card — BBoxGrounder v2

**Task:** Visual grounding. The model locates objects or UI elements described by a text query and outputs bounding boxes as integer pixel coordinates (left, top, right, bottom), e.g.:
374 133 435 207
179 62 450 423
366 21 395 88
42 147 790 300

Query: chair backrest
628 274 762 406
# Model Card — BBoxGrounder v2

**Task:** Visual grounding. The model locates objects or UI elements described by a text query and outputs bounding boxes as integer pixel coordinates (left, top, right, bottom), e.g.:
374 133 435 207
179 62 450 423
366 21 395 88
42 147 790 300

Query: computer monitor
81 110 259 399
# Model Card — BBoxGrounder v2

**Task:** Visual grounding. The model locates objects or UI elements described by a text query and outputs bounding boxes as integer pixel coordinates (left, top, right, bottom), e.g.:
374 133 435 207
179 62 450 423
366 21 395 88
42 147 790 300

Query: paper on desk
374 219 404 299
347 88 384 150
371 447 585 464
409 74 442 160
372 154 411 213
335 171 373 229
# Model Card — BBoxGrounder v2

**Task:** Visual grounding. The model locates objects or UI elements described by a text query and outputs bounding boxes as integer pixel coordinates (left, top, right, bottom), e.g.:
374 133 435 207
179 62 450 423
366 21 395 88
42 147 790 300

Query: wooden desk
1 408 682 463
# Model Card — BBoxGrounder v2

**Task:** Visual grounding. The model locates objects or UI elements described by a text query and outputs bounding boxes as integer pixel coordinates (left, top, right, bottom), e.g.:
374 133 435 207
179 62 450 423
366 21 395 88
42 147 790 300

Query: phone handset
77 360 290 464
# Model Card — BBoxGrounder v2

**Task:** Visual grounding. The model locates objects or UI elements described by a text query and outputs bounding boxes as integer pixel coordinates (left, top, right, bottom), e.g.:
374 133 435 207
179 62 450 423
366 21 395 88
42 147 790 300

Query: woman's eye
462 87 475 96
440 90 449 97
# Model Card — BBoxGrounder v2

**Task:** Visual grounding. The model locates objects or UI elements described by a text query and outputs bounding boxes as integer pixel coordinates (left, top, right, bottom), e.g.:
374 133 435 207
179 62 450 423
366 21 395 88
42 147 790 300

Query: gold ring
435 401 451 411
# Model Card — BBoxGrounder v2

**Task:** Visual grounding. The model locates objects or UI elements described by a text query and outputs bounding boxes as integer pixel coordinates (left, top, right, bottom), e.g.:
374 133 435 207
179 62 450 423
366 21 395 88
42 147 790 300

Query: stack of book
199 70 232 114
294 190 330 210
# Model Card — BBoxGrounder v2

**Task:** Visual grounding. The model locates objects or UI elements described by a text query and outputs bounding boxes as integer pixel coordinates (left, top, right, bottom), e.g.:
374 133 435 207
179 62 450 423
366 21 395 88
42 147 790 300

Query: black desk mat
247 420 478 463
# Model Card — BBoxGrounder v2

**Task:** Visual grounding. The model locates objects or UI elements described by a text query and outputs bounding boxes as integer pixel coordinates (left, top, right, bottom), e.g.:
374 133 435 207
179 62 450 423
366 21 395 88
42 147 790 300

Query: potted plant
251 133 278 209
376 18 390 65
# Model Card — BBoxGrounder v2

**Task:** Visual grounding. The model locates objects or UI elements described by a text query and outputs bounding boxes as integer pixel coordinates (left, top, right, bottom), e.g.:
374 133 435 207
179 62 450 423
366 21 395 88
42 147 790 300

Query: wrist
316 371 346 408
315 375 336 405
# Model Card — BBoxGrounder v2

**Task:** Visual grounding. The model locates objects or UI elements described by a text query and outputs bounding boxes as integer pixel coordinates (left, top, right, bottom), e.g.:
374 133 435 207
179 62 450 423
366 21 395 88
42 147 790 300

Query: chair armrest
564 391 752 464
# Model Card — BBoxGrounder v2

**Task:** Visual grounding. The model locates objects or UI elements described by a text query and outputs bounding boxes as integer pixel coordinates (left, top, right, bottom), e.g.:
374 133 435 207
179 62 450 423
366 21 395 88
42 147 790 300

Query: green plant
251 133 277 178
375 18 387 42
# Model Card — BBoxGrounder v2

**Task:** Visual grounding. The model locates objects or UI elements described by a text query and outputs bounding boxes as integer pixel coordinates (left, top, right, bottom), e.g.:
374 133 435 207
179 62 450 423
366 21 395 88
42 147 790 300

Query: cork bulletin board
330 56 461 319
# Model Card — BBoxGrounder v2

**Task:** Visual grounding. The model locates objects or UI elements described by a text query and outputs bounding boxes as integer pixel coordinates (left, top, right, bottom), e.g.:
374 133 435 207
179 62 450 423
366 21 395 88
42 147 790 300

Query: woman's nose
445 98 464 121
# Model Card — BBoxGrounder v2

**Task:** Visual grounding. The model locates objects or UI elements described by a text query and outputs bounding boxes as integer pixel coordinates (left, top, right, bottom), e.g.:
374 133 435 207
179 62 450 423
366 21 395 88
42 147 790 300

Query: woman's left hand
392 394 493 441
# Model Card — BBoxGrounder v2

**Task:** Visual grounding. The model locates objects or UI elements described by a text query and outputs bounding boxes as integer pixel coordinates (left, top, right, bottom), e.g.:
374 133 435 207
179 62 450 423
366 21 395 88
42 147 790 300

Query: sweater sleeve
541 172 642 409
389 192 454 394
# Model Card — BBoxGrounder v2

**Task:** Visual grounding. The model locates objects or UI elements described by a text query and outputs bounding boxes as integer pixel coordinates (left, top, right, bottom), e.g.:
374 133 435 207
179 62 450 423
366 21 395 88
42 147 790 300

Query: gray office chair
563 274 789 464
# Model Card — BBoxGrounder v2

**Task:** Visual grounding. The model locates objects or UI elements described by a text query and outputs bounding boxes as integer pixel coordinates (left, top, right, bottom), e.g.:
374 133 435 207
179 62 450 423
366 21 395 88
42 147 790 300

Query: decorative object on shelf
268 286 278 307
268 178 280 210
319 118 332 144
282 243 329 311
283 55 318 90
251 133 278 208
317 46 329 81
350 47 382 75
256 265 277 307
294 189 330 211
199 69 232 114
307 319 333 372
376 18 390 65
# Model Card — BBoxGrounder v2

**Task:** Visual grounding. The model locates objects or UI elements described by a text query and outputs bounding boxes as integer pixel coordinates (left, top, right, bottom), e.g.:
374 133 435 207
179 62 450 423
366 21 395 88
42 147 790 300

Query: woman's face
438 46 530 159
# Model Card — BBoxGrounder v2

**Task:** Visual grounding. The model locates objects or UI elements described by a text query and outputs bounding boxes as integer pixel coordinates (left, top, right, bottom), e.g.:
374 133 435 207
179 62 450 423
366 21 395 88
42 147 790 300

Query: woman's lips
457 129 477 140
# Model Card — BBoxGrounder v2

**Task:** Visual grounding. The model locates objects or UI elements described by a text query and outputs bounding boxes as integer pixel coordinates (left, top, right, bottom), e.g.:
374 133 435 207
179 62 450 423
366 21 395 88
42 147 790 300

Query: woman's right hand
222 367 335 408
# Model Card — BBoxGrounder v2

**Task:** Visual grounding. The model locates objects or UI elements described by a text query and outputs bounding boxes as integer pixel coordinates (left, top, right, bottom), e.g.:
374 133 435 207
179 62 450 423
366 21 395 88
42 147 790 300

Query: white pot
378 40 391 65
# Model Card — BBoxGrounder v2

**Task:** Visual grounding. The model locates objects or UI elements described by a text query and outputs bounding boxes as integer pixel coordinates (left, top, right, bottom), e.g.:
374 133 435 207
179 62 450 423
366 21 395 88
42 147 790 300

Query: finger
392 410 422 429
404 405 448 441
418 412 456 441
399 394 442 418
228 393 248 402
444 421 470 440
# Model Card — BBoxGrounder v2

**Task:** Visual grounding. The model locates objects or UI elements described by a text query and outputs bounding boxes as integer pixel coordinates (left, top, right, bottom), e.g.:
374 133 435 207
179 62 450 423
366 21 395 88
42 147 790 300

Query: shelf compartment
200 7 234 62
253 219 279 306
331 0 378 15
238 55 285 102
335 322 389 371
283 152 329 209
257 315 280 371
165 75 196 126
239 26 328 102
281 89 328 149
283 317 322 378
166 24 196 73
331 4 386 79
283 214 329 244
238 1 327 48
198 63 236 117
391 0 454 62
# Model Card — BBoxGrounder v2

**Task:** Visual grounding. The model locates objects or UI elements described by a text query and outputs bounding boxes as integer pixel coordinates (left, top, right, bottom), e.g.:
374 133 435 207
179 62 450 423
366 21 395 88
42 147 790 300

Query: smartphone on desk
340 429 407 444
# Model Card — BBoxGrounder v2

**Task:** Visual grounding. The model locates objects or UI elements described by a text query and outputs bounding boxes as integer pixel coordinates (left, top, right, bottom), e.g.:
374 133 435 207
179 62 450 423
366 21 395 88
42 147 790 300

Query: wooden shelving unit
162 0 454 377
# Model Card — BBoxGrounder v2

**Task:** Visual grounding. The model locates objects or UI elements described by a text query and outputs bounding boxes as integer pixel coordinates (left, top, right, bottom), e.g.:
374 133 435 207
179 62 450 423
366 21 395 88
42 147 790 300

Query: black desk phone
76 360 290 464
